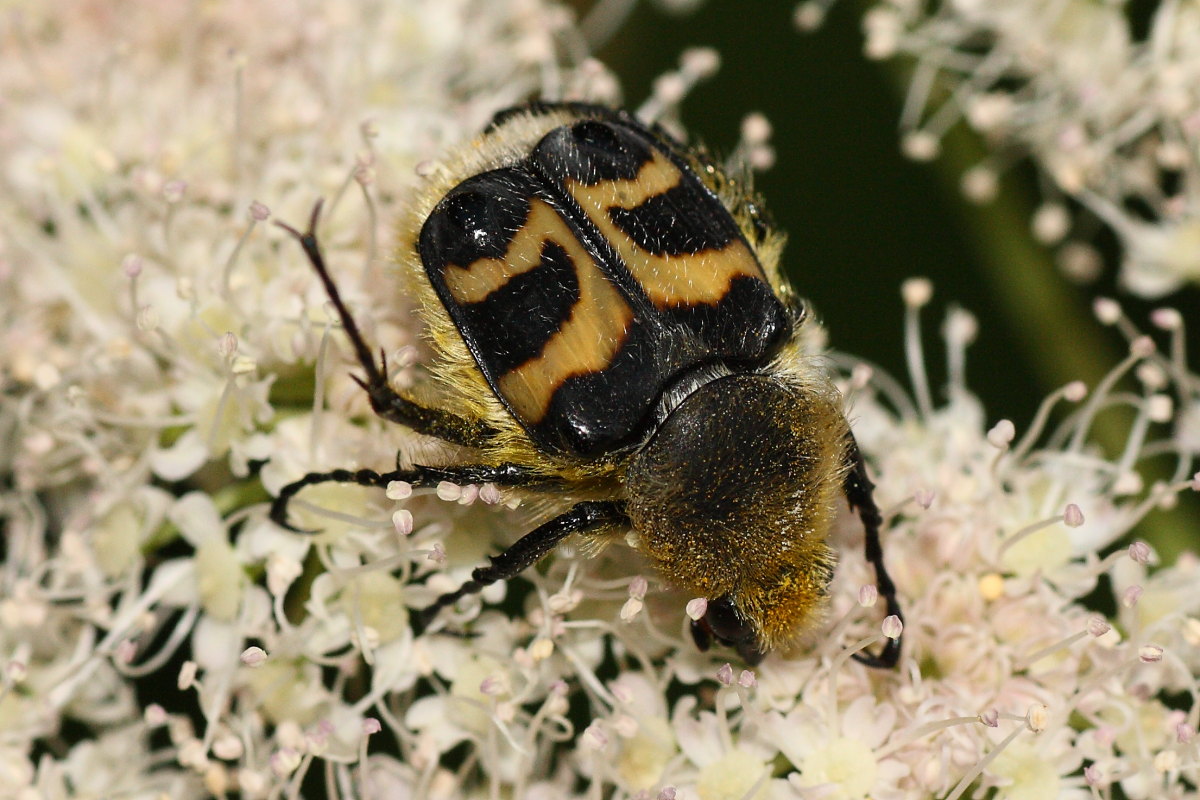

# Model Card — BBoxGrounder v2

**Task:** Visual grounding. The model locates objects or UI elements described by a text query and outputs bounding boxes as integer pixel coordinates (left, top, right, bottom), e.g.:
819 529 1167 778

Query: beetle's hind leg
276 201 496 448
412 500 628 635
843 433 903 669
270 461 554 533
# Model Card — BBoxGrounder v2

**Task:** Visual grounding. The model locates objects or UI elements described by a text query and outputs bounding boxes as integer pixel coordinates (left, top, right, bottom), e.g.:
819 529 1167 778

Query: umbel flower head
1 2 1199 800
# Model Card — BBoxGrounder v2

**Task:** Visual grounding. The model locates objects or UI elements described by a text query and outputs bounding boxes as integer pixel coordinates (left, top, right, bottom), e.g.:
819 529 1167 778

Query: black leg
843 434 903 668
690 595 766 666
270 461 555 533
276 201 496 448
413 500 629 634
780 292 808 328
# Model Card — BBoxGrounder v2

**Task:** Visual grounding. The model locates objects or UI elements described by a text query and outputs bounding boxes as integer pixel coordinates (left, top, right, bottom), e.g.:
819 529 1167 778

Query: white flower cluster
2 2 1199 800
0 1 607 796
796 0 1200 297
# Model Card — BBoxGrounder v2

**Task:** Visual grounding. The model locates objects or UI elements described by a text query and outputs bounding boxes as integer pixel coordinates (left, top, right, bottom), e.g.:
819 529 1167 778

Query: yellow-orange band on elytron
442 200 564 304
442 197 634 425
565 149 766 308
497 237 633 424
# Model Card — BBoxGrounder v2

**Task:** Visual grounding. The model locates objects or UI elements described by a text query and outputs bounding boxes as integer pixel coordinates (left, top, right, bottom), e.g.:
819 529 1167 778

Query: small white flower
616 715 676 791
695 750 768 800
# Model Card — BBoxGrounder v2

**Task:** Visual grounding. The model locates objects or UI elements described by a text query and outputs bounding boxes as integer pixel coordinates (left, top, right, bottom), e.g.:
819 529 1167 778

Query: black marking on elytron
421 170 537 264
460 237 580 377
421 168 582 383
541 315 661 455
662 275 790 362
534 118 648 183
535 118 745 260
418 111 791 457
608 184 740 257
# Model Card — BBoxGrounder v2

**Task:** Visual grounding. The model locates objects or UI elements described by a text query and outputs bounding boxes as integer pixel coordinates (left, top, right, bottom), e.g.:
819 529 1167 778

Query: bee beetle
273 102 901 666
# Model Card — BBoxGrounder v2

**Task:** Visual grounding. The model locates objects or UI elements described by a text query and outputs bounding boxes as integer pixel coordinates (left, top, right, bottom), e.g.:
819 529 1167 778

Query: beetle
272 102 901 666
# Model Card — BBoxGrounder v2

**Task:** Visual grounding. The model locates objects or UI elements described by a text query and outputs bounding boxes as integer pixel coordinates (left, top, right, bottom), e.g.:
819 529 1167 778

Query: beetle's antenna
275 202 497 449
275 200 387 388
